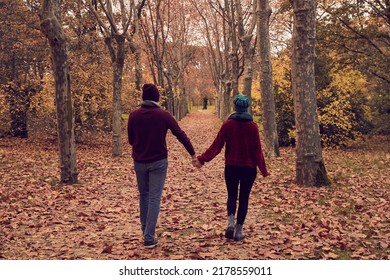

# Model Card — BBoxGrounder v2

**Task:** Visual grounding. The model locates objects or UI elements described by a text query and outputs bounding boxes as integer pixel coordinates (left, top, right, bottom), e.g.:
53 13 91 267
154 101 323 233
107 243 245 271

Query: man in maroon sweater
127 84 197 248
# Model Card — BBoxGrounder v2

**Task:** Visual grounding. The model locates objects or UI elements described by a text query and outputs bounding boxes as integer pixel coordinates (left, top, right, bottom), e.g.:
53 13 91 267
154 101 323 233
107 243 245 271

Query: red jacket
128 105 195 163
197 119 269 177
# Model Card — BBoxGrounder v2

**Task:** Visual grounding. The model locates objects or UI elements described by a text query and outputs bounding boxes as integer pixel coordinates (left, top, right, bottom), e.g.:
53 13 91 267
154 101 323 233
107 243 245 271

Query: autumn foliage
1 0 388 149
0 0 389 260
1 110 388 260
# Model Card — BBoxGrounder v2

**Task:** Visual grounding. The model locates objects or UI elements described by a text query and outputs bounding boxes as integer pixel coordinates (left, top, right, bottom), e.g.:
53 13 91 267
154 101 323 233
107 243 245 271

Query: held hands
191 155 202 168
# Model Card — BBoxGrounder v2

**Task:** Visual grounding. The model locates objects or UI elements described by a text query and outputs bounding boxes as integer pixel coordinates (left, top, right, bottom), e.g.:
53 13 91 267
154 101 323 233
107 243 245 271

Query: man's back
128 106 171 163
128 105 195 163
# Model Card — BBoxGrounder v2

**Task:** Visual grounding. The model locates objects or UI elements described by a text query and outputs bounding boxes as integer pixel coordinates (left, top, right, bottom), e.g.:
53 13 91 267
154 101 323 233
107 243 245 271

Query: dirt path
0 109 389 260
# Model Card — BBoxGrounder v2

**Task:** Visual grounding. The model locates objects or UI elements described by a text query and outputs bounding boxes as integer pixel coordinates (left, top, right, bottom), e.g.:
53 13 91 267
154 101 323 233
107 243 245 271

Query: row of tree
0 0 218 184
1 0 388 186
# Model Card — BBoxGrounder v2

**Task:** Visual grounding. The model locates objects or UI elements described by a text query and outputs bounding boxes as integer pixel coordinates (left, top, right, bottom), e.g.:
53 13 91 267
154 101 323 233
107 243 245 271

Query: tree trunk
216 81 222 118
130 39 142 91
242 48 255 115
174 96 180 120
40 0 78 184
129 13 143 91
88 0 147 158
112 57 124 157
105 35 125 157
8 54 29 138
113 36 125 157
229 0 240 97
222 81 232 120
234 0 257 114
258 0 280 158
290 0 330 186
165 75 174 114
178 77 187 121
8 89 30 138
134 49 142 91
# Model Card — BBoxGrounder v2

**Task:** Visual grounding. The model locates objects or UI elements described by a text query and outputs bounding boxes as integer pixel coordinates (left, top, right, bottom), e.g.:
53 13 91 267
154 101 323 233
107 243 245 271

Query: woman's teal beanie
233 94 250 112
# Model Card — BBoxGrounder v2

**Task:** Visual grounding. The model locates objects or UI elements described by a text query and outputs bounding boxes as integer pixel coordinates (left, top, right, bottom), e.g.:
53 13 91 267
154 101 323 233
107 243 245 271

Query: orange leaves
101 244 113 254
0 111 389 260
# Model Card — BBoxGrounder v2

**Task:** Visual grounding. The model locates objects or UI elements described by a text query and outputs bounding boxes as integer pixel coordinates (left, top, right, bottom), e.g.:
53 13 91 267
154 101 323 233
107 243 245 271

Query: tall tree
289 0 330 186
228 0 241 98
235 0 257 114
140 0 170 107
87 0 146 157
40 0 78 184
258 0 280 157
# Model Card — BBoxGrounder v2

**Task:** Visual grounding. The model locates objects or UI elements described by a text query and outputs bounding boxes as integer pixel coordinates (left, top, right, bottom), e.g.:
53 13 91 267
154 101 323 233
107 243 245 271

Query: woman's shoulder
224 119 258 126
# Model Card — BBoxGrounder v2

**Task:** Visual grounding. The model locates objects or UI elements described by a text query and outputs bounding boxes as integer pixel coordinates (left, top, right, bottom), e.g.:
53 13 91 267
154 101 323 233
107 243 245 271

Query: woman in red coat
195 94 269 241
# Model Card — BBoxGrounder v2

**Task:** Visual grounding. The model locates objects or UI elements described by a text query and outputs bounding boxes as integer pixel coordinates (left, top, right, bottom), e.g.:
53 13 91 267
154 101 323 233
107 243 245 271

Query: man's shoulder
148 107 173 119
130 106 165 114
155 108 174 118
130 106 143 114
130 106 173 120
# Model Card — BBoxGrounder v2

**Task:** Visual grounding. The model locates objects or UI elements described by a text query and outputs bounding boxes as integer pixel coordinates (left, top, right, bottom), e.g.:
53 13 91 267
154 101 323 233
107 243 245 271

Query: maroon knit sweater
197 119 269 177
127 105 195 163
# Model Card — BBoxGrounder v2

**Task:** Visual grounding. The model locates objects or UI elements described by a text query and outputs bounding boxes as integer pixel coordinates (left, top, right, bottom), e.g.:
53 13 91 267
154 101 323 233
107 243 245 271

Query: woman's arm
197 125 226 165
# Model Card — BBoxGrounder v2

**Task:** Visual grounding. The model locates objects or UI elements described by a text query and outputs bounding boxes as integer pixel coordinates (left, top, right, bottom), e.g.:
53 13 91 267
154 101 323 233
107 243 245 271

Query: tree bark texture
40 0 78 184
129 38 142 91
290 0 330 186
235 0 256 115
222 81 232 120
241 46 255 115
228 0 240 98
129 4 144 91
107 35 125 157
258 0 280 158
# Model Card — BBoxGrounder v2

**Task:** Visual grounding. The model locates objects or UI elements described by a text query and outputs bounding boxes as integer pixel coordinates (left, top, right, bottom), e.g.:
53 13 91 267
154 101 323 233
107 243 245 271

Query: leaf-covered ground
0 110 389 260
